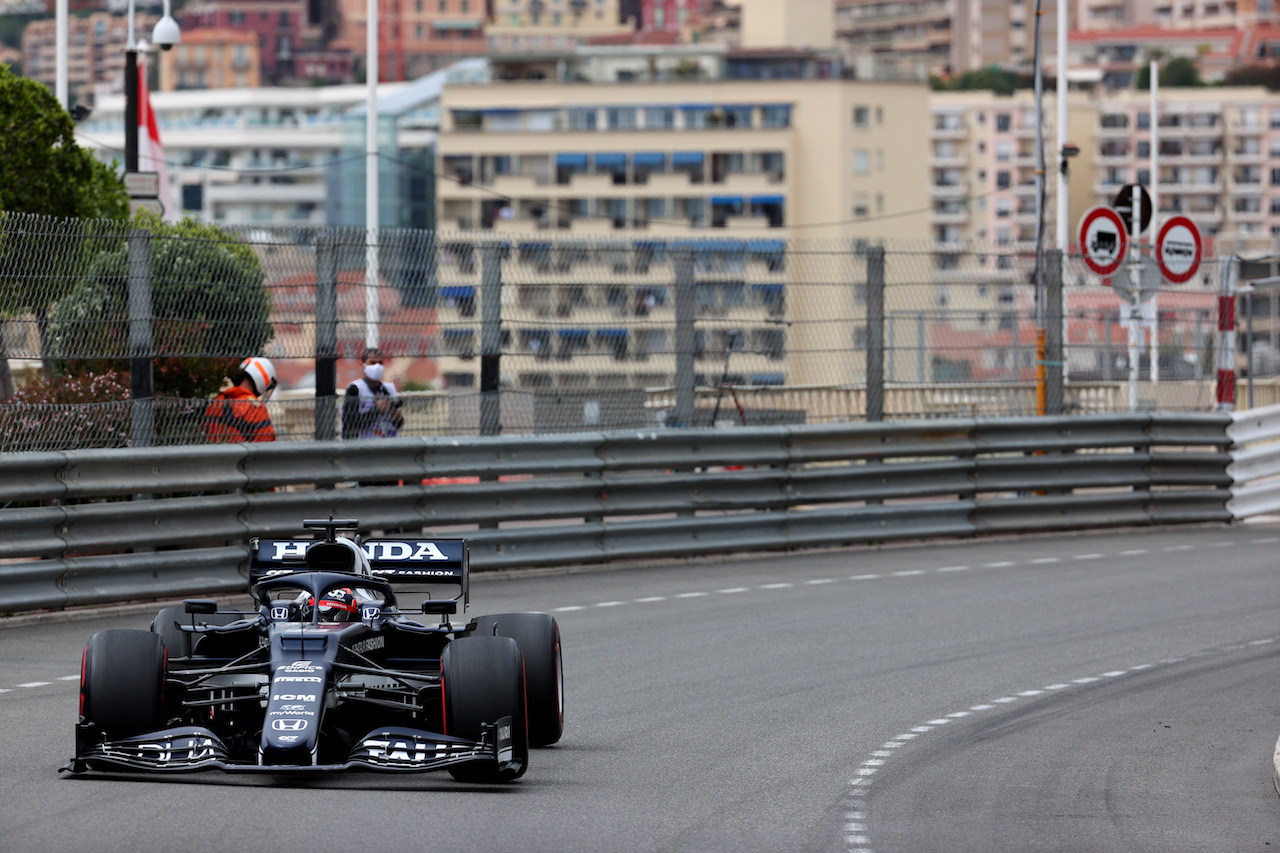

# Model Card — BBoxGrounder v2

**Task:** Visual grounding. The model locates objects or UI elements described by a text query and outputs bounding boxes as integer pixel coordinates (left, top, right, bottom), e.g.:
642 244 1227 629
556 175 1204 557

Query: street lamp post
125 0 181 173
123 0 179 443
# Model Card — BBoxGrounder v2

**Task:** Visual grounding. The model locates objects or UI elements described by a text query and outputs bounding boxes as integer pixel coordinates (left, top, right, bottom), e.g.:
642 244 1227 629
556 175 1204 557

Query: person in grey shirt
342 347 403 441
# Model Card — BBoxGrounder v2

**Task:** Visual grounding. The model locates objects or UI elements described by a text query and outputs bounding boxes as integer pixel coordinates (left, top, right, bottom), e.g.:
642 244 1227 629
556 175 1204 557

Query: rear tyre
470 613 563 746
81 629 166 741
150 606 238 657
441 635 529 783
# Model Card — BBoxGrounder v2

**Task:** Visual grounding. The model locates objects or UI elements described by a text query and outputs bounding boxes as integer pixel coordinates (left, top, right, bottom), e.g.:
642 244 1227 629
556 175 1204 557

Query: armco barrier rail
1228 403 1280 519
0 414 1234 614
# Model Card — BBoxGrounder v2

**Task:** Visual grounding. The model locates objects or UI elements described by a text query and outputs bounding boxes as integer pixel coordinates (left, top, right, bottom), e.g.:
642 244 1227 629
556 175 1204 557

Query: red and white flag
136 57 175 221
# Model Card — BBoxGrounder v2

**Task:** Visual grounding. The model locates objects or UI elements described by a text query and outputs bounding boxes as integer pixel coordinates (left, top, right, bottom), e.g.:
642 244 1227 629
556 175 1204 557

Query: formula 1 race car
60 519 563 782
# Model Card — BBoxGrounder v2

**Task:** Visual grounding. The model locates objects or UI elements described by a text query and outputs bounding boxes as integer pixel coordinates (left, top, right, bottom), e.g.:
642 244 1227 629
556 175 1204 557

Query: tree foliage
930 66 1037 95
1221 64 1280 90
49 215 274 397
0 64 127 219
1137 57 1203 89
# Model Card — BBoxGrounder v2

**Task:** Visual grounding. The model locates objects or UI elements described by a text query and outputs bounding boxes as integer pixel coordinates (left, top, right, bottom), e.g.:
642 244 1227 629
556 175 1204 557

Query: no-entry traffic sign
1154 216 1203 284
1078 206 1128 276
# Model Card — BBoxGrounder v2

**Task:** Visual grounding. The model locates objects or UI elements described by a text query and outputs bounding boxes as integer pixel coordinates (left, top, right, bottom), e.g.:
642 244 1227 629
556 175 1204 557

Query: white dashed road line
842 636 1278 853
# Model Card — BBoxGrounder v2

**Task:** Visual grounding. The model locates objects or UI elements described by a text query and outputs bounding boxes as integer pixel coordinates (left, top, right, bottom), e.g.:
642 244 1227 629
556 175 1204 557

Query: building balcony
1096 124 1131 138
1013 182 1038 196
1228 149 1265 164
1158 152 1224 166
931 181 968 197
716 216 784 238
929 154 968 169
492 217 556 235
1160 179 1223 194
491 173 549 194
1013 123 1040 138
1183 209 1224 226
1095 154 1129 167
1228 178 1265 193
712 172 787 194
205 181 325 204
1157 122 1223 139
644 171 697 192
559 173 616 193
1229 203 1266 219
931 124 968 139
929 210 969 225
1092 180 1128 195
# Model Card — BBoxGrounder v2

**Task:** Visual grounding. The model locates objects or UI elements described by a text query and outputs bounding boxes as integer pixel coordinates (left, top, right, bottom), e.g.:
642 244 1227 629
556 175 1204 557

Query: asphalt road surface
2 525 1279 853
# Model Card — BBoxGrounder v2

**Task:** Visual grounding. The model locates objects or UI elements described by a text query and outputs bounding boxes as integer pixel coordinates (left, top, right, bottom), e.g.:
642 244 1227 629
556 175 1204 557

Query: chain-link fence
0 212 1240 451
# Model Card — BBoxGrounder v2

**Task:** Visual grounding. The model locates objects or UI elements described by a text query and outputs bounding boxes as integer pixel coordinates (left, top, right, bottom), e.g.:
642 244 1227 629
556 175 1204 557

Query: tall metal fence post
866 245 885 422
479 241 504 437
916 312 926 382
673 245 696 428
315 231 338 441
1045 248 1064 415
128 227 154 447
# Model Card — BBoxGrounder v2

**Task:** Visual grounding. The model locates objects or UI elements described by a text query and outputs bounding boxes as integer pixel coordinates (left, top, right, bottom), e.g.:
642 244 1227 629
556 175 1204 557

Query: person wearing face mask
342 347 404 441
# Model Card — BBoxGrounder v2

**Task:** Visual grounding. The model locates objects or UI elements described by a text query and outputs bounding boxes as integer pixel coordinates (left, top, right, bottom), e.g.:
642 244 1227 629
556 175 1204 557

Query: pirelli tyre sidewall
441 635 529 783
469 613 564 747
81 630 166 746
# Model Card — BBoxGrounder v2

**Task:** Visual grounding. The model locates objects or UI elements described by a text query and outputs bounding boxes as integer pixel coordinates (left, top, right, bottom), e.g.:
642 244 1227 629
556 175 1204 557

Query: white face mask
364 363 385 382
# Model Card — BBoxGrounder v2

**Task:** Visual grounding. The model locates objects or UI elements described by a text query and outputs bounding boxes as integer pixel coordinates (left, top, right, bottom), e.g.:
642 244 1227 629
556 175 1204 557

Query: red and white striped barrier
1216 256 1238 411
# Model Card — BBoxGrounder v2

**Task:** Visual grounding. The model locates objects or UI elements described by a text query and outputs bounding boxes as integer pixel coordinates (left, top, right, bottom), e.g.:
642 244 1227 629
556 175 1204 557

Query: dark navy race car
61 519 563 782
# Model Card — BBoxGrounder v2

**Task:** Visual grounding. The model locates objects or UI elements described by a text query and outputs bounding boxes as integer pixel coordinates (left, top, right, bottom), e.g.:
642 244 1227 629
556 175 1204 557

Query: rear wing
249 538 469 609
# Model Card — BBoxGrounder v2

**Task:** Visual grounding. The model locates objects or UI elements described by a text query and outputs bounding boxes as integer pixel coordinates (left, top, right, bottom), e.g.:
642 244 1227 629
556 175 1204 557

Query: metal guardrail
1227 403 1280 518
0 414 1233 614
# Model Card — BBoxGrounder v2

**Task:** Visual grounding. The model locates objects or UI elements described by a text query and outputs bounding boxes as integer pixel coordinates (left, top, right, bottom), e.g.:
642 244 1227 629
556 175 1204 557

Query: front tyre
81 629 166 741
470 613 564 746
441 635 529 783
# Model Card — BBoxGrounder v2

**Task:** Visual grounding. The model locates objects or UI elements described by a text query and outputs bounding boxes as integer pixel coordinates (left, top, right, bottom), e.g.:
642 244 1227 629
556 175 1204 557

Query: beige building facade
835 0 1063 79
929 90 1097 249
1090 86 1280 255
432 46 931 391
22 11 158 101
485 0 635 52
158 28 261 91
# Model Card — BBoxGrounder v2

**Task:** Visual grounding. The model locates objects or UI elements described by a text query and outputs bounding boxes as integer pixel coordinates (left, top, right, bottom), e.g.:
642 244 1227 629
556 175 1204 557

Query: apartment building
1091 86 1280 253
22 11 158 102
929 90 1097 249
328 0 487 80
484 0 635 51
1076 0 1280 31
79 83 411 224
432 37 931 391
158 28 261 91
179 0 314 83
835 0 1063 80
1068 24 1280 88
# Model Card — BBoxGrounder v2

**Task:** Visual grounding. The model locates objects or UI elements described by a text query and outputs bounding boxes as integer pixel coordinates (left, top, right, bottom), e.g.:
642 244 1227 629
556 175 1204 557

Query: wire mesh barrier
0 212 1233 450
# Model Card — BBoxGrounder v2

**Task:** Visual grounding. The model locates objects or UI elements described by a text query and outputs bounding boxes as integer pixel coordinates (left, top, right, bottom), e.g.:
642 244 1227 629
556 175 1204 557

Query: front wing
60 720 514 775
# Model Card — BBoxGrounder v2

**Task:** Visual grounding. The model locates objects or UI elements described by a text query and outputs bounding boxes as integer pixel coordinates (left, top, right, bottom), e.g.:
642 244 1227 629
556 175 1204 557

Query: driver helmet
315 588 357 622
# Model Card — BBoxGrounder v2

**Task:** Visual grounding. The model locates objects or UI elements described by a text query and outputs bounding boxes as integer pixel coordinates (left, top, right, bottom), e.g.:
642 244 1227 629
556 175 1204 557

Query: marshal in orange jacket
204 386 276 443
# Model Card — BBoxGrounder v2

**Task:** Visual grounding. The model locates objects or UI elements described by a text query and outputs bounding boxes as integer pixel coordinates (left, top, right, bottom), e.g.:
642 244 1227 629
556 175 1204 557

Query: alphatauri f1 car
61 519 563 782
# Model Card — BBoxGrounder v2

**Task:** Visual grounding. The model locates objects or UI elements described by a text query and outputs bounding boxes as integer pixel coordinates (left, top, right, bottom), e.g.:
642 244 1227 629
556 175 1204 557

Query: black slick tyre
441 635 529 783
470 613 564 746
81 629 166 741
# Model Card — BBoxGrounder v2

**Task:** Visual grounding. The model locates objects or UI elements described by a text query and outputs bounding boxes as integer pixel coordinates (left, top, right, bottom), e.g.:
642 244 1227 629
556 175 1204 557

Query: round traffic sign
1154 215 1202 284
1111 183 1153 235
1078 206 1128 276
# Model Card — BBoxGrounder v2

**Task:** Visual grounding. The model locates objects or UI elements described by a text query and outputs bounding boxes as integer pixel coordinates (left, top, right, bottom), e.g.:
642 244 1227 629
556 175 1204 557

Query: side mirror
184 599 218 614
421 600 458 616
